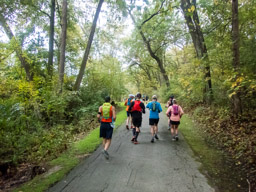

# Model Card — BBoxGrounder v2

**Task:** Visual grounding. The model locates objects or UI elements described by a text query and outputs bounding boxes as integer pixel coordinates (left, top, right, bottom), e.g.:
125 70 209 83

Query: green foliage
14 106 127 192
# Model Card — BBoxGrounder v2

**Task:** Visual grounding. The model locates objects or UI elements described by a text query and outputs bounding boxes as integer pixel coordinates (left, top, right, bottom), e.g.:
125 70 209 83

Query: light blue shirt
146 101 162 119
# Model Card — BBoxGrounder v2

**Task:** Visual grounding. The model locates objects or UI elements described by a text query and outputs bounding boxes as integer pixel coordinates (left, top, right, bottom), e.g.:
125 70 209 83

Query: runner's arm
112 106 116 121
97 106 102 122
179 106 184 118
166 106 171 117
141 103 146 114
159 103 163 113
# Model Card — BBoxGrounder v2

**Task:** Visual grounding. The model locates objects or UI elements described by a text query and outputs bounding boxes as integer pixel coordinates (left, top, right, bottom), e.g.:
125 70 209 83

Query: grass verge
14 106 127 192
179 114 246 192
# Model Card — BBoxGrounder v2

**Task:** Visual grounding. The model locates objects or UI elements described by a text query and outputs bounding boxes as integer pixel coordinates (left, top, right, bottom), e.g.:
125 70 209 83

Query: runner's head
129 94 135 98
152 95 157 101
136 92 141 99
105 96 111 102
172 99 177 104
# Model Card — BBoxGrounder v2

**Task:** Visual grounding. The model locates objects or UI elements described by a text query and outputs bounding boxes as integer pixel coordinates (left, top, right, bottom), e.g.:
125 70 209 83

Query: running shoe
151 138 154 143
172 137 176 141
175 136 179 141
155 134 159 140
102 150 109 159
131 137 135 142
126 125 129 130
133 140 139 144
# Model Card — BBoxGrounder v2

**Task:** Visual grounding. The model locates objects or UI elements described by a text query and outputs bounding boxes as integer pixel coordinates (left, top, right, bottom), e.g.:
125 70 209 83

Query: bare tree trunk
181 0 213 103
59 0 68 93
0 14 32 81
48 0 55 78
73 0 104 91
231 0 242 115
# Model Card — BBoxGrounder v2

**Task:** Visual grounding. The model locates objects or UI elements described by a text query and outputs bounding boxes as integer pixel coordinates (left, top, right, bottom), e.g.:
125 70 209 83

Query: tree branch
140 0 166 27
30 4 51 18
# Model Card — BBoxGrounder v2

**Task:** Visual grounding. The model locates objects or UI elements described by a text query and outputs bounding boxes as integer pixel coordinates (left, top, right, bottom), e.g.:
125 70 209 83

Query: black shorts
127 111 132 117
170 120 180 125
149 118 159 126
100 122 113 139
132 112 142 127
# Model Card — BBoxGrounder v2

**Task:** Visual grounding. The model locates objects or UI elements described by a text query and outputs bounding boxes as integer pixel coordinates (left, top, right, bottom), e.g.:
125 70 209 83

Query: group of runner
97 93 184 159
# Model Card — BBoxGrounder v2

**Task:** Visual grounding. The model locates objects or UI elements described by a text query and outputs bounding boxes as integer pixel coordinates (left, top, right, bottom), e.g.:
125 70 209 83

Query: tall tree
73 0 104 91
127 1 170 88
59 0 68 92
231 0 242 115
0 13 32 81
48 0 55 78
180 0 213 103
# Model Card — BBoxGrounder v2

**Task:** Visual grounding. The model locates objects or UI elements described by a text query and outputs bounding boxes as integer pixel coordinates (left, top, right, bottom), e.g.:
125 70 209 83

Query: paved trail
48 109 215 192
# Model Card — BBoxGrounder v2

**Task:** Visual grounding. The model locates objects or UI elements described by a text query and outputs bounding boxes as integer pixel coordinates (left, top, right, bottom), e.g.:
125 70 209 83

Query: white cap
152 95 157 99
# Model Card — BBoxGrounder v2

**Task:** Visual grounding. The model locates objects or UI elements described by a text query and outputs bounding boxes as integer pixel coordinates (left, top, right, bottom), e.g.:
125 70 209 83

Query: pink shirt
166 104 184 122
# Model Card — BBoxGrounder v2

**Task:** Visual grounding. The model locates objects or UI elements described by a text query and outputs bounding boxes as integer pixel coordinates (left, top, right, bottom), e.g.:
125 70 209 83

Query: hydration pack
127 97 133 106
152 101 157 112
172 105 179 116
102 103 112 119
132 100 142 112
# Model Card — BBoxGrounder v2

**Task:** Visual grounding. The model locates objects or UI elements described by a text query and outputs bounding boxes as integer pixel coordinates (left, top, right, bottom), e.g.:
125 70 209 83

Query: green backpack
152 101 157 112
102 103 111 119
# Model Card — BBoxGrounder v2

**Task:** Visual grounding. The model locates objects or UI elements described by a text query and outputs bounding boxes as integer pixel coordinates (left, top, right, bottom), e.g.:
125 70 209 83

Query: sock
132 128 136 136
135 131 139 140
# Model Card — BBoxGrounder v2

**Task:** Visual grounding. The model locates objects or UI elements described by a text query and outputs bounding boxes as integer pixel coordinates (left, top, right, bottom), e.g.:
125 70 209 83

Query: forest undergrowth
188 104 256 191
0 100 123 192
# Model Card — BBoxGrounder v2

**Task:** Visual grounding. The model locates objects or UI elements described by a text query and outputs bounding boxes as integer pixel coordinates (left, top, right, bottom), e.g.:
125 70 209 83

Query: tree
127 1 170 88
0 13 32 81
180 0 213 103
59 0 68 93
73 0 104 91
231 0 242 115
48 0 56 78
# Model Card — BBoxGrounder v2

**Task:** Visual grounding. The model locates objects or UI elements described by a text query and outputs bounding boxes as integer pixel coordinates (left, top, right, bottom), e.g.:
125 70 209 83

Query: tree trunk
73 0 104 91
128 10 170 88
181 0 213 103
231 0 242 115
140 31 170 88
59 0 67 93
130 61 158 90
0 14 32 81
48 0 55 78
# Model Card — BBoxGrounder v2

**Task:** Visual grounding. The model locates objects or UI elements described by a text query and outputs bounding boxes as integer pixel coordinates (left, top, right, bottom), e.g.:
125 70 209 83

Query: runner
145 95 149 104
129 92 145 144
97 96 116 159
165 95 174 130
146 95 162 143
124 94 135 130
166 99 184 141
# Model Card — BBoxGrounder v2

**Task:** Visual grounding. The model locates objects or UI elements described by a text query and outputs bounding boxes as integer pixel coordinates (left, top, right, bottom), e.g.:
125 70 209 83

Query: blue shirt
146 101 162 119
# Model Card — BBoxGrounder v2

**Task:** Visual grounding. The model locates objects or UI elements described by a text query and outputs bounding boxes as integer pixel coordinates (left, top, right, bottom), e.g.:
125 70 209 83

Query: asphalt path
48 108 215 192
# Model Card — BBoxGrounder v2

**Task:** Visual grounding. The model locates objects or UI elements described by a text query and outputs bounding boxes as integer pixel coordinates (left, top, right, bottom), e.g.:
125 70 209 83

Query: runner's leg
104 139 111 151
151 125 155 142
